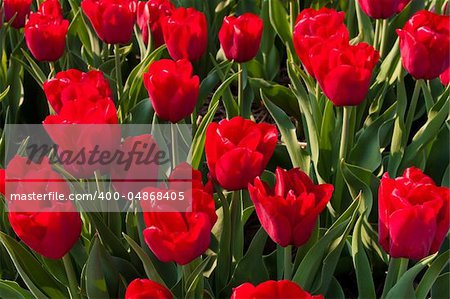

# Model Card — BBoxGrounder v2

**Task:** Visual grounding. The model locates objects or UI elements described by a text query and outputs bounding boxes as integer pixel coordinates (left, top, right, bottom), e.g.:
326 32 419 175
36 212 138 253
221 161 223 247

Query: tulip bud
311 42 379 106
7 156 82 259
82 0 137 45
24 0 69 62
379 167 450 260
249 167 333 247
162 7 207 61
136 0 174 48
125 279 173 299
143 59 199 123
397 10 450 80
205 116 278 190
293 8 349 76
4 0 32 29
218 13 263 63
231 280 324 299
358 0 411 19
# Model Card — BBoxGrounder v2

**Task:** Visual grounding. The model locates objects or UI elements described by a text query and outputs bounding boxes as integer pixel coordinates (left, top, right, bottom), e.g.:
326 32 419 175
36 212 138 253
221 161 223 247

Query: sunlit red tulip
7 155 82 259
24 0 69 62
4 0 32 28
218 13 263 63
293 8 349 76
143 59 199 123
205 117 278 190
311 42 379 106
358 0 411 19
231 280 324 299
162 7 207 61
43 69 113 113
440 67 450 85
379 167 450 260
249 167 333 247
397 10 450 80
137 0 174 47
125 279 173 299
82 0 137 44
142 164 217 265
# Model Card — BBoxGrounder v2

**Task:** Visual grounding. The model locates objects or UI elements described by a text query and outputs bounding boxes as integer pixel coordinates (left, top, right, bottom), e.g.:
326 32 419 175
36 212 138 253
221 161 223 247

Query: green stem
62 254 79 299
230 190 243 261
379 19 389 57
404 80 421 142
339 106 351 161
289 1 295 30
237 63 244 117
114 44 123 120
381 258 409 299
171 124 179 168
284 245 292 280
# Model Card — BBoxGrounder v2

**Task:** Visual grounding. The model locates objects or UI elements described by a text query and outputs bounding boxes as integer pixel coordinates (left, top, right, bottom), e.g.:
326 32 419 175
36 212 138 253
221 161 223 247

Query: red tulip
24 0 69 62
379 167 450 260
311 42 379 106
43 97 120 177
440 66 449 85
143 59 199 123
4 0 32 28
358 0 411 19
82 0 137 44
43 69 113 113
136 0 174 48
111 134 160 195
293 8 349 76
397 10 450 80
125 279 173 299
162 7 207 61
0 168 5 195
218 13 263 63
248 168 333 247
142 164 217 265
231 280 324 299
205 116 277 191
6 156 82 259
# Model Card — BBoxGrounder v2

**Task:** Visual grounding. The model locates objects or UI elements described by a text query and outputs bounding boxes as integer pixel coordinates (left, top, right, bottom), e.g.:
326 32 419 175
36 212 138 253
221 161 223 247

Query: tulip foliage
0 0 449 299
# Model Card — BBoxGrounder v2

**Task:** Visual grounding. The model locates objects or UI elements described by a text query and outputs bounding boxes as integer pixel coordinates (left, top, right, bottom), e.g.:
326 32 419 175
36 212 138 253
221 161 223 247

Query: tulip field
0 0 449 298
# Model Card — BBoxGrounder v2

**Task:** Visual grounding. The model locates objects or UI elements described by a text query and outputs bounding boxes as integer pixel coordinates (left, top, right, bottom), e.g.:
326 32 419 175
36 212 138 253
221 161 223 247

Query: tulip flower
4 0 32 29
137 0 174 48
293 8 349 76
7 156 82 259
218 13 263 63
143 59 199 123
81 0 137 44
125 279 173 299
142 164 217 265
231 280 324 299
248 167 333 247
24 0 69 62
162 7 207 61
311 42 379 106
111 134 160 195
0 168 5 196
397 10 450 80
379 167 450 260
358 0 411 19
205 117 278 191
43 69 113 113
440 67 449 85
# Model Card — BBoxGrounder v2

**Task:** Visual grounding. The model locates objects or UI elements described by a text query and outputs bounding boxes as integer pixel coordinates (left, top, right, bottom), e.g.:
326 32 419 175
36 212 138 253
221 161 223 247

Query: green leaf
0 232 68 298
416 250 450 299
261 90 309 171
432 273 450 299
385 254 438 299
122 233 167 287
0 280 34 299
188 72 240 169
85 237 119 299
268 0 295 56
